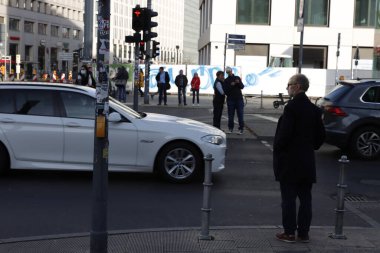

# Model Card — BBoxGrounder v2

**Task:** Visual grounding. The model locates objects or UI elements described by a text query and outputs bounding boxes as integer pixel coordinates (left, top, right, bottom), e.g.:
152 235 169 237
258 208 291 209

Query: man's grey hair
289 74 309 92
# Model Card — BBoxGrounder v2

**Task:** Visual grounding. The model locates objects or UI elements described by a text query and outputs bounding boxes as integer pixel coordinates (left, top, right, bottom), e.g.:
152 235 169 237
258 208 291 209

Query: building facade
0 0 84 78
183 0 200 64
199 0 377 71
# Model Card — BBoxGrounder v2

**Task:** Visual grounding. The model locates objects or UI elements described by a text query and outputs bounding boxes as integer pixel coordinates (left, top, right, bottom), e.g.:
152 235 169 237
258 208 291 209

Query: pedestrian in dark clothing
75 64 96 88
114 66 129 102
213 70 225 129
155 67 170 105
224 67 244 134
175 70 188 106
273 73 325 243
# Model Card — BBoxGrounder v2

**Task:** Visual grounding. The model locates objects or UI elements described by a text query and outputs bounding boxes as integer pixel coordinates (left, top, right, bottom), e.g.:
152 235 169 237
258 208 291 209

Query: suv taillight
325 106 347 117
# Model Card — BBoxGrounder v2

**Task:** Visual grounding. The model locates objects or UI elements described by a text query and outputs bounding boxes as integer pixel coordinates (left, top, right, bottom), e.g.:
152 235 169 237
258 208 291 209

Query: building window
9 18 20 31
51 25 59 37
293 45 327 69
73 29 80 39
25 45 33 61
123 45 127 59
38 23 47 35
118 44 122 58
235 44 269 68
62 27 70 38
354 0 377 27
24 21 34 33
296 0 329 26
236 0 270 25
352 47 373 69
50 47 58 71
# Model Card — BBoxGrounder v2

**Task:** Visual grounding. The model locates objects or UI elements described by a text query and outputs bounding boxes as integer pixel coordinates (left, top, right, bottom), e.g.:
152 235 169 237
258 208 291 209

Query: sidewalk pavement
1 226 379 252
132 93 285 115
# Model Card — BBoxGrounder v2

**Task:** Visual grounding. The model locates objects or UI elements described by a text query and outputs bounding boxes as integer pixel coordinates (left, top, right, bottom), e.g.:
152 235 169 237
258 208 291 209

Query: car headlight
201 135 224 145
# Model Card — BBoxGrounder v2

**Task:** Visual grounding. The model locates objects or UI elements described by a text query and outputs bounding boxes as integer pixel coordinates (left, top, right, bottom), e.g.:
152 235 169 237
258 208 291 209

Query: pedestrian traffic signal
139 41 145 60
132 5 144 32
152 41 160 58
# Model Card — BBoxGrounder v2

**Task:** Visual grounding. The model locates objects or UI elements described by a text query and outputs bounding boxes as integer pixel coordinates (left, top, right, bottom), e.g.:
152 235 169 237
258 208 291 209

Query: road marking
251 114 279 123
261 140 273 152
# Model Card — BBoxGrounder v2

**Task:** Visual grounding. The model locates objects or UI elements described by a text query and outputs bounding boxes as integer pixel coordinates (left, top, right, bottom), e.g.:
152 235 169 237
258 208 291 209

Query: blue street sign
228 34 246 39
228 39 245 44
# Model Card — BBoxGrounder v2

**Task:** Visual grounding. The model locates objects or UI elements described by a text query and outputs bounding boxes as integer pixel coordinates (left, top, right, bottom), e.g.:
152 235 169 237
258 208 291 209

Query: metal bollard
199 154 214 240
260 90 264 109
329 155 349 239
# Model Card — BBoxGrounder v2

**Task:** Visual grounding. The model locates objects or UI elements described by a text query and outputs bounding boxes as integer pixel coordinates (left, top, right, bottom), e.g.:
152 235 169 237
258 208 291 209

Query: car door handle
65 122 81 127
0 118 15 123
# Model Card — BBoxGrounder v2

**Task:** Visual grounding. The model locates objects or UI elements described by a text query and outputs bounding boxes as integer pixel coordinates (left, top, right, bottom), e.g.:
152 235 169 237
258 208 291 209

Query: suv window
324 84 352 102
0 89 55 116
60 91 95 119
362 86 380 103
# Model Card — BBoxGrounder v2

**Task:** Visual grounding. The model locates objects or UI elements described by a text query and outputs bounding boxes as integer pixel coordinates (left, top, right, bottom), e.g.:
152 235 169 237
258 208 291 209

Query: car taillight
325 106 347 117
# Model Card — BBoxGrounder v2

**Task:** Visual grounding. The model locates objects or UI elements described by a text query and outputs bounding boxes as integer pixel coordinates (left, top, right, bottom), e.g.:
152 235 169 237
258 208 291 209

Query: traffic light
142 9 158 42
152 41 160 58
132 5 144 31
139 41 145 60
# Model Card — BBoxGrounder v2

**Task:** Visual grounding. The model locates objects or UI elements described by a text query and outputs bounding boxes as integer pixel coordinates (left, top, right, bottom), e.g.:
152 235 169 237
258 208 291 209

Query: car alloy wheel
351 127 380 160
157 142 202 183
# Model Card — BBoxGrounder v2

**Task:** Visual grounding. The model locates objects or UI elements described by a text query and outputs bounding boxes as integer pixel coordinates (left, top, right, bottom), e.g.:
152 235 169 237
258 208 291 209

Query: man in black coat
155 67 170 105
273 74 325 243
174 70 188 106
224 67 244 134
213 70 225 129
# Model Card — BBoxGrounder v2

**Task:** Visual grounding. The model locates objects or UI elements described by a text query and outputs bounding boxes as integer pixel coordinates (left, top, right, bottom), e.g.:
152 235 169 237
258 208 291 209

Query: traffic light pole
83 0 94 62
90 0 110 252
133 40 140 111
143 0 152 104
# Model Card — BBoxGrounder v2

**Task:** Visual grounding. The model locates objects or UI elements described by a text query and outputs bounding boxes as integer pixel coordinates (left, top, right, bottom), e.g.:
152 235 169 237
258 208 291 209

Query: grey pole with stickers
90 0 110 252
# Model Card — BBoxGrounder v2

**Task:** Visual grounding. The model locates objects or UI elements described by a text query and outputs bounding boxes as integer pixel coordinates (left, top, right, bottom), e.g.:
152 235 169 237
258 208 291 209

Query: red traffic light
133 10 141 17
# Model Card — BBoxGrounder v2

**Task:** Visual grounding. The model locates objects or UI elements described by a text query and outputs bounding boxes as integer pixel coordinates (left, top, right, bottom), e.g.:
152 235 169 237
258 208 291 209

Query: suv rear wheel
350 127 380 160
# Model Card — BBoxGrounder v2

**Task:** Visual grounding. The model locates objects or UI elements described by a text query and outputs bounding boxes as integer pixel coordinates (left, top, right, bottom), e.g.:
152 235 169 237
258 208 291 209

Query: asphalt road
0 95 379 240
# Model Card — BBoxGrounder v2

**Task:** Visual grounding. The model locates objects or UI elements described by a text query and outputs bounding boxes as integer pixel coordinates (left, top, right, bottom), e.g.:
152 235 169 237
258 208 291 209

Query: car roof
0 82 96 95
339 79 380 85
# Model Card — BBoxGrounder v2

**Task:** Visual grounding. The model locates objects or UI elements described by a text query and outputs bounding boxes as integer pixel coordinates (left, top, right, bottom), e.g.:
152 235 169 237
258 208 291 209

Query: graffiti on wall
119 64 330 97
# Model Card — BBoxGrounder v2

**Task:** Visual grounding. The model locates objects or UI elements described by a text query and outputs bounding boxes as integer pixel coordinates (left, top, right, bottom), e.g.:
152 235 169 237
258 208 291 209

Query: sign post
298 0 305 73
224 34 246 71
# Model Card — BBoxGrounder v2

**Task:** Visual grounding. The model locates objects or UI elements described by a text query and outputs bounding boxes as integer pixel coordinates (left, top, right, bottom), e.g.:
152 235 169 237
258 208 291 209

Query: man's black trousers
280 182 313 237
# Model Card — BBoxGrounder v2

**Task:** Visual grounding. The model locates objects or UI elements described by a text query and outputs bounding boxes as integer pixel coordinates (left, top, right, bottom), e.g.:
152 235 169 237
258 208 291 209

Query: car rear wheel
0 143 10 175
350 127 380 160
157 142 203 183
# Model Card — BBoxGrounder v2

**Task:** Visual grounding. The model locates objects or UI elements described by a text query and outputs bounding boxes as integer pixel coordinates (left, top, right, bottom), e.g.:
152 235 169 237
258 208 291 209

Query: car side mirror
108 112 122 122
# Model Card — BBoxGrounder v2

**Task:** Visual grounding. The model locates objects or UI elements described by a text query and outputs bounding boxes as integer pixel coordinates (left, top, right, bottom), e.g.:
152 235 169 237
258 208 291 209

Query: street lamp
176 45 179 64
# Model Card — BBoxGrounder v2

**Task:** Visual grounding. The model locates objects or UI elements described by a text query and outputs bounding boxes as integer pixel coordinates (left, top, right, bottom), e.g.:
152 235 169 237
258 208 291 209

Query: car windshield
324 84 352 102
109 97 142 119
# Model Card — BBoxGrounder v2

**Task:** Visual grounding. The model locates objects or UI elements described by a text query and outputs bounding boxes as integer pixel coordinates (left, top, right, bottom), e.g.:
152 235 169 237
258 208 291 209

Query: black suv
317 80 380 160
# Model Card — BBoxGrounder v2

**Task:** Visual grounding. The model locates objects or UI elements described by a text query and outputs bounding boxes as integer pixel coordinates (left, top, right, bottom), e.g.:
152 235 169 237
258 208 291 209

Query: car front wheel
350 127 380 160
157 142 203 183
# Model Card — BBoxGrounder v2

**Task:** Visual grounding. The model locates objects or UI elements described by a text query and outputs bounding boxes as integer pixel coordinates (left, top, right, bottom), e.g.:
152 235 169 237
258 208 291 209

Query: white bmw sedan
0 83 226 183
